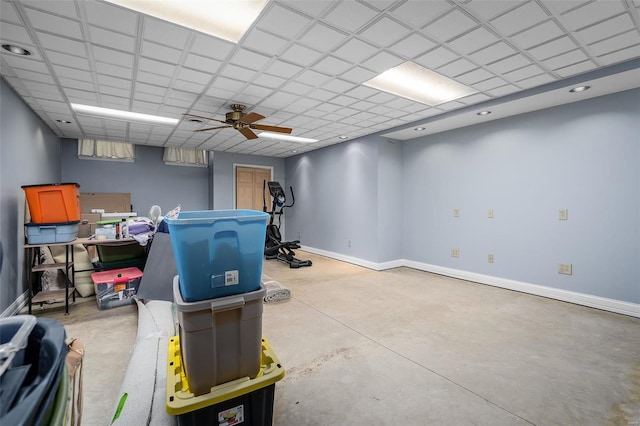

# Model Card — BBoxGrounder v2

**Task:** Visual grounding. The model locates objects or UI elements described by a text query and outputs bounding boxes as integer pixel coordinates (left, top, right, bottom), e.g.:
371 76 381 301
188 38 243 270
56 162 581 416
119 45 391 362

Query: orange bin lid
91 267 143 284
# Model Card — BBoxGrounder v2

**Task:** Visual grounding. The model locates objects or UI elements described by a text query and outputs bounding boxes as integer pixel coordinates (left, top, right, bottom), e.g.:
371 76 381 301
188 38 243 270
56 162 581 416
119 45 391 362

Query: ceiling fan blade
239 127 259 140
250 124 293 134
240 112 265 124
194 125 231 132
183 113 227 124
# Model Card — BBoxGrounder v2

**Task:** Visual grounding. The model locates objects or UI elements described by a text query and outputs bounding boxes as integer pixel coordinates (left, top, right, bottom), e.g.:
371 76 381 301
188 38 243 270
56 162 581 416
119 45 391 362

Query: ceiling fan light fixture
258 132 318 143
103 0 268 43
364 62 476 106
71 103 179 126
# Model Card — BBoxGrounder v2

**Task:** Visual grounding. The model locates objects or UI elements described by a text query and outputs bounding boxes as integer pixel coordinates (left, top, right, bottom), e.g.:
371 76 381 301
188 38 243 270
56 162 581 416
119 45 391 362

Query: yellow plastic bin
166 336 285 425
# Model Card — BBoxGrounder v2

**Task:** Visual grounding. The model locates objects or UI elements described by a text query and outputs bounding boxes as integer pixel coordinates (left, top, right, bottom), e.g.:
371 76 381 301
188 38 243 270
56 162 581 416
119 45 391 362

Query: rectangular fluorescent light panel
71 104 179 126
104 0 268 43
364 62 477 106
259 132 318 143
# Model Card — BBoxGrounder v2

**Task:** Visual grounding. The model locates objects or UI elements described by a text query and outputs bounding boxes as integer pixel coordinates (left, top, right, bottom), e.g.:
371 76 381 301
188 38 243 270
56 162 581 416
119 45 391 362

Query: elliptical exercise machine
263 181 312 268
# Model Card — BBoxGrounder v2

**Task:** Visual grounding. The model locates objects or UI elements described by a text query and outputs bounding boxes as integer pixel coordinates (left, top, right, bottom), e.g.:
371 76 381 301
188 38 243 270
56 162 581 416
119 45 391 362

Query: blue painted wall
0 78 62 312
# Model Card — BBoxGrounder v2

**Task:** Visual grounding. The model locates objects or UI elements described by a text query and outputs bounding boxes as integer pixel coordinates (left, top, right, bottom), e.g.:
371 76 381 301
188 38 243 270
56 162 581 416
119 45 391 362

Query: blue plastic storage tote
165 210 269 302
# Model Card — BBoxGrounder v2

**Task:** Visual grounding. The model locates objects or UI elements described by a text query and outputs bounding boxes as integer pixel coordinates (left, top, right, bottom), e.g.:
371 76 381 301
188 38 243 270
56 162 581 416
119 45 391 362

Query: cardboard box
80 193 131 213
78 213 101 238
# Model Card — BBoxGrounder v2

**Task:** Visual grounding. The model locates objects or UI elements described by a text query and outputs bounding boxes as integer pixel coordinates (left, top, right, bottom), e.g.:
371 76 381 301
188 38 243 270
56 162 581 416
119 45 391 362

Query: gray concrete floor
30 252 640 425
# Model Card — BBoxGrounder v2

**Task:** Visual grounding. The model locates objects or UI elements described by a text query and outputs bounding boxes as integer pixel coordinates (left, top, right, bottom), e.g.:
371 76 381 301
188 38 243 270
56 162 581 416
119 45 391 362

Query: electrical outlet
488 254 494 263
451 248 460 258
558 263 572 275
559 209 568 220
488 209 494 218
453 208 460 217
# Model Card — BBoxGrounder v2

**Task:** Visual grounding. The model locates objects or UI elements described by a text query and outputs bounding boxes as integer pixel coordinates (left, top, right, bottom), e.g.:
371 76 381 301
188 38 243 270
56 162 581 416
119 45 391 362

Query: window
78 139 135 162
163 147 208 167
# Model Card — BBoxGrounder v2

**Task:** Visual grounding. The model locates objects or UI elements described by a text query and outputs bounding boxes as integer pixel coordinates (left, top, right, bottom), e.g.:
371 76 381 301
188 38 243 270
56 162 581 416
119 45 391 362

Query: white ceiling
1 0 639 157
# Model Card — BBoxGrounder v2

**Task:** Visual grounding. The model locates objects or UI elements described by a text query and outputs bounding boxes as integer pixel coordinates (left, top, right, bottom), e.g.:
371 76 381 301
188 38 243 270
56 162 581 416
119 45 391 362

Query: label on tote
218 404 244 425
225 270 239 286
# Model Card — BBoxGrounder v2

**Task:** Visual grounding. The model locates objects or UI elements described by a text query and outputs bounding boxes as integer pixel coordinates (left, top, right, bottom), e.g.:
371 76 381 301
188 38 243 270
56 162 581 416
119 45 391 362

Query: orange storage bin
21 183 81 224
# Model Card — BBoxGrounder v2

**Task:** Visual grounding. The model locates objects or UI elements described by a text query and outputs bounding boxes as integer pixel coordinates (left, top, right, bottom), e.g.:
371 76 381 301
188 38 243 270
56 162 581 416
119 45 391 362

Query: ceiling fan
183 104 292 140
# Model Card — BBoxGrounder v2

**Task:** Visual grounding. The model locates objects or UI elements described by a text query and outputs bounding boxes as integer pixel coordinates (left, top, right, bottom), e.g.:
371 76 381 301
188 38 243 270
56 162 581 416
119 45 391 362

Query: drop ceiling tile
264 60 303 79
554 60 597 77
260 91 300 109
457 92 491 105
49 65 90 82
135 82 167 97
486 84 520 97
447 27 500 55
291 97 322 109
252 73 286 88
135 91 163 103
516 73 556 88
367 91 398 104
183 54 222 74
361 51 404 73
100 85 131 98
330 95 359 107
190 33 235 61
56 75 94 91
510 20 564 49
313 55 353 75
389 33 437 59
257 4 312 39
1 1 23 23
470 75 507 91
423 9 477 42
490 2 549 36
45 51 89 70
385 97 415 109
0 22 35 45
540 0 589 16
37 32 85 53
575 14 635 46
83 1 138 35
278 0 333 18
464 0 524 21
415 47 458 69
305 88 337 102
280 81 314 95
279 43 324 66
295 69 332 86
23 7 82 39
176 68 212 85
299 23 348 51
93 45 135 67
219 63 257 81
469 41 517 64
137 70 172 87
502 63 545 81
142 17 190 49
211 76 244 91
340 66 377 83
142 40 183 63
542 49 589 70
97 74 131 90
556 1 626 31
527 36 578 61
359 17 411 47
15 68 56 85
486 53 531 74
242 28 289 56
332 38 378 63
139 57 176 77
345 85 379 99
598 44 640 65
89 26 135 52
324 1 379 32
436 58 477 78
587 30 640 56
322 78 357 94
390 0 452 28
64 88 98 103
230 49 272 71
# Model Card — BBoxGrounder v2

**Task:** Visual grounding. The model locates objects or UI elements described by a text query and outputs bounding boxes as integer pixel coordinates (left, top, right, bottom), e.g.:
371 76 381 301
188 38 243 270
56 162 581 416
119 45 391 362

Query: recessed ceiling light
338 135 348 139
477 111 491 116
56 119 71 124
104 0 268 43
71 103 179 126
569 85 590 93
2 44 31 56
364 62 476 106
291 150 299 153
186 117 204 124
414 127 426 131
258 132 318 143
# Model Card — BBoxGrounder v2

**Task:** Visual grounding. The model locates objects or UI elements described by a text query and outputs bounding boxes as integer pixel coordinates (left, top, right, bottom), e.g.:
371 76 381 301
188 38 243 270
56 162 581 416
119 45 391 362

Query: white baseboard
299 247 640 318
1 290 29 317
